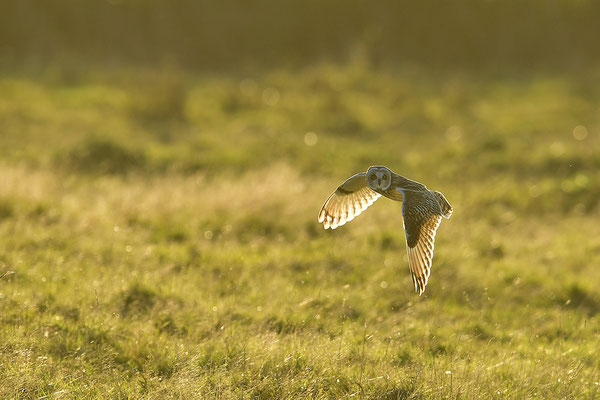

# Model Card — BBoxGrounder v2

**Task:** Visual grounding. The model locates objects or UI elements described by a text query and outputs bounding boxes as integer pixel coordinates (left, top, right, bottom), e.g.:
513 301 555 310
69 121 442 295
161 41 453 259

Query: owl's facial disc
366 167 392 191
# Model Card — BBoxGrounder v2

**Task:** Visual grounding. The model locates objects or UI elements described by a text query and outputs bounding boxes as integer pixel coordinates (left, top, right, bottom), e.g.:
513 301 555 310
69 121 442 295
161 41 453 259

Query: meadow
1 64 600 399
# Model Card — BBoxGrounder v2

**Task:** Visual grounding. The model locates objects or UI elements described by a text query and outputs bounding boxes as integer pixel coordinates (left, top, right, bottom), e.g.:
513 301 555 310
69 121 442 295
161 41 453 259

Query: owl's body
318 166 452 295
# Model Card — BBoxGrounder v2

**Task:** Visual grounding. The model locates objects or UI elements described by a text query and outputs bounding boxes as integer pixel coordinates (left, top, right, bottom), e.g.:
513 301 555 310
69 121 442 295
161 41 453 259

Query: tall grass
2 1 600 71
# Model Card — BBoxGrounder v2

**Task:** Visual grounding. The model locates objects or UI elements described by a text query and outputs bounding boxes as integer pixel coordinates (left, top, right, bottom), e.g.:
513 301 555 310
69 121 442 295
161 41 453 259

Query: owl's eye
382 175 388 181
369 174 376 180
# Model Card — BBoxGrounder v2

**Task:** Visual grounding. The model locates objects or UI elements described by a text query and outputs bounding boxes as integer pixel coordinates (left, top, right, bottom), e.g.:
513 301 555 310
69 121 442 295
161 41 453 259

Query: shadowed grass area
0 66 599 399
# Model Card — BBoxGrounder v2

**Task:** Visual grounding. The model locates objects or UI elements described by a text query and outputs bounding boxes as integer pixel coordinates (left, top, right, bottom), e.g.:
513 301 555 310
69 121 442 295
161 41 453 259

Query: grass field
1 65 599 399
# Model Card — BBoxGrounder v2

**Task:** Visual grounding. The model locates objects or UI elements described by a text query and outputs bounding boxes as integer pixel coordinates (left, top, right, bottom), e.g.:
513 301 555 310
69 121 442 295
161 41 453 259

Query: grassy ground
1 65 599 399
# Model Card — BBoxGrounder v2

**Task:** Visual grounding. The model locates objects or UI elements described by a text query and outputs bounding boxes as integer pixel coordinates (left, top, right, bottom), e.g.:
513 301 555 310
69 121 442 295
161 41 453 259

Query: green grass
1 65 600 399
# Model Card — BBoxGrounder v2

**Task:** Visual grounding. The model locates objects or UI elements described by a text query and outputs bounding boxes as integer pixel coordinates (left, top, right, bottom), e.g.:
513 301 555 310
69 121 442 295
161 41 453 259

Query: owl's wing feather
402 194 443 295
318 173 381 229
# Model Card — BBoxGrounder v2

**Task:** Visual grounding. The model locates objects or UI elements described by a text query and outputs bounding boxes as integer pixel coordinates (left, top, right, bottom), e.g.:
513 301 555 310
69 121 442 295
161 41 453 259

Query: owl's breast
380 186 405 202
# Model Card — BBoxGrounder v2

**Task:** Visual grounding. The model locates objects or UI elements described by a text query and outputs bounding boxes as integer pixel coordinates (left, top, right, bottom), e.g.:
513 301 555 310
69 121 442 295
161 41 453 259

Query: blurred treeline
1 0 599 72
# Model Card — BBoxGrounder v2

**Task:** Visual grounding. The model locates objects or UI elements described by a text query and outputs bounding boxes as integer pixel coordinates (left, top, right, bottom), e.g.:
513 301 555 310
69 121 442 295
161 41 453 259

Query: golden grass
1 66 600 399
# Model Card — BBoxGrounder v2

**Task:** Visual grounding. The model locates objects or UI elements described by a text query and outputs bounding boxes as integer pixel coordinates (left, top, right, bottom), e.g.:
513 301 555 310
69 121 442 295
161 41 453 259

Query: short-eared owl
318 166 452 295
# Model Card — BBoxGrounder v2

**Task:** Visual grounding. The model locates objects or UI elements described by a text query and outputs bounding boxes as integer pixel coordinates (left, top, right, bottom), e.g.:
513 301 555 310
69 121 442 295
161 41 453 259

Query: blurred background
2 0 600 71
1 0 599 183
2 1 600 398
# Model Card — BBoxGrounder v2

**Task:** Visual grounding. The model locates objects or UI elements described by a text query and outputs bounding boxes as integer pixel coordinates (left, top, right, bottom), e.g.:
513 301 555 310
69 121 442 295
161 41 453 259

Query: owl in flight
318 166 452 295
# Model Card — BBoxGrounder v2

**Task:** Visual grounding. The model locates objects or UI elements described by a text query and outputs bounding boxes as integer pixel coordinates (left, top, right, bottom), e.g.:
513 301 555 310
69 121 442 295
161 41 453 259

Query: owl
318 166 453 295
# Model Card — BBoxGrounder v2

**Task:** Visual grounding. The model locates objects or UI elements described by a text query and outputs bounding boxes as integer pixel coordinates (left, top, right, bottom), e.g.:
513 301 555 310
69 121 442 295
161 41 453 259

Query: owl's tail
432 190 453 218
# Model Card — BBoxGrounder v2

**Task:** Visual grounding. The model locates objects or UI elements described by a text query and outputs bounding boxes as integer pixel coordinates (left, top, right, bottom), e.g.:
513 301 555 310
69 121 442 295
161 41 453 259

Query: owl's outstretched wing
402 195 443 295
318 173 381 229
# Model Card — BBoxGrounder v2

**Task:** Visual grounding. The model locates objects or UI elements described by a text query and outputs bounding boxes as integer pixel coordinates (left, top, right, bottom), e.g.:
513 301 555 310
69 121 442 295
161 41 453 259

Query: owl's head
366 166 392 191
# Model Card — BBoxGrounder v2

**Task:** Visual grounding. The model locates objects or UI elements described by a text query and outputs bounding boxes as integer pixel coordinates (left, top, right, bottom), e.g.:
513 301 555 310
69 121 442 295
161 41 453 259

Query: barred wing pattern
318 173 381 229
402 193 443 295
318 167 452 295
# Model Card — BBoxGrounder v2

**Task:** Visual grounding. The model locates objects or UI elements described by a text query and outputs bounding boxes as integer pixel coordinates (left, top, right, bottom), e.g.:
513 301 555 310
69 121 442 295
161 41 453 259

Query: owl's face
366 166 392 191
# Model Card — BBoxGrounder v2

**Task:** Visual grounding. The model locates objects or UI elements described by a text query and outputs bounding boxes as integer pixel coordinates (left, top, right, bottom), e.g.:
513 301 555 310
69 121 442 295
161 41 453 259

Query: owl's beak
377 178 382 187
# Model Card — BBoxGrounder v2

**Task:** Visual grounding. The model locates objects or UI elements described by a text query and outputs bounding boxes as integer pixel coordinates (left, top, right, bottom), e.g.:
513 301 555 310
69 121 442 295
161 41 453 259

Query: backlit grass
1 65 599 399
